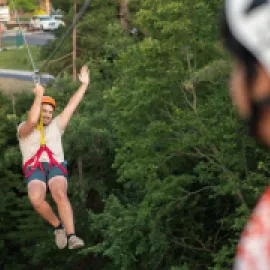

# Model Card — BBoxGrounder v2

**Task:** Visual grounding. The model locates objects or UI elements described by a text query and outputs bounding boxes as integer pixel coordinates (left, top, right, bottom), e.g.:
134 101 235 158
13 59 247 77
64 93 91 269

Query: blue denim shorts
24 161 68 185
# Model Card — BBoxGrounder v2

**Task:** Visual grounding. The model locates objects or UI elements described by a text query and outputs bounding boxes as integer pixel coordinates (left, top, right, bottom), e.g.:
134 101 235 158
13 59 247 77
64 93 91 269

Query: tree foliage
10 0 38 12
1 0 269 269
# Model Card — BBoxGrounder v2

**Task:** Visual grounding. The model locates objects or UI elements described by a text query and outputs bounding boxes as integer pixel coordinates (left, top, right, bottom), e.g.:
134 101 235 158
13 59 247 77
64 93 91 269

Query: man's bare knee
49 176 68 204
28 180 46 209
51 189 68 205
29 192 45 208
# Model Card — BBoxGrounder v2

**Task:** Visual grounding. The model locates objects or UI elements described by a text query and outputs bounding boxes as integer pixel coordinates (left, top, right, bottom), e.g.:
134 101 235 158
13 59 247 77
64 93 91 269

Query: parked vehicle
30 15 58 31
51 14 65 28
0 6 10 22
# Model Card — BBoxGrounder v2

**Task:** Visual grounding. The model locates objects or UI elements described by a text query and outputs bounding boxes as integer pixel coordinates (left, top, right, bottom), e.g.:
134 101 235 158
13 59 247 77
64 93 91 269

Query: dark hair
221 9 258 92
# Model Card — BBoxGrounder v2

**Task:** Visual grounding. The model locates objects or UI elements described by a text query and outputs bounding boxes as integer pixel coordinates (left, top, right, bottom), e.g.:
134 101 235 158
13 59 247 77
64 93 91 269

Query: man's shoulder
17 121 26 131
51 116 60 126
17 121 35 141
50 116 64 133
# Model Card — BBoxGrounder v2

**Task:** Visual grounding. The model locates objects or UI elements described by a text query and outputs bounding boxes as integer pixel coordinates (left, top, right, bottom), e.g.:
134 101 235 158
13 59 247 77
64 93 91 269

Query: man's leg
26 166 67 249
49 176 84 249
48 176 74 234
28 179 60 227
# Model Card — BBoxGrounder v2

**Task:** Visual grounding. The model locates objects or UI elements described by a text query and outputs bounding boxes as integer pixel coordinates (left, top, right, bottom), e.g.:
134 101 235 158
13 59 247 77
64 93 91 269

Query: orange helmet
42 96 56 109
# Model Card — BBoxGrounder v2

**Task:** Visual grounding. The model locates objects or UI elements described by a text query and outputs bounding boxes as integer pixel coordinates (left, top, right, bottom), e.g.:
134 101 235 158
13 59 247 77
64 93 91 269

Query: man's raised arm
59 66 90 130
18 84 44 139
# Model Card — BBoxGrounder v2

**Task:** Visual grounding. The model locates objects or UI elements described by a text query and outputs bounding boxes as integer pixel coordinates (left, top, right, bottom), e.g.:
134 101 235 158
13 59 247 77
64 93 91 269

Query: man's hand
59 66 90 130
19 84 44 139
33 83 44 97
78 66 90 85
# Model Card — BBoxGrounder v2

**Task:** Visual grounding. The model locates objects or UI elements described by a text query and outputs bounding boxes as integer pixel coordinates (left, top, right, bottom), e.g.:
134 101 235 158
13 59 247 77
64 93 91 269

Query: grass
0 46 41 94
0 78 33 94
0 46 41 70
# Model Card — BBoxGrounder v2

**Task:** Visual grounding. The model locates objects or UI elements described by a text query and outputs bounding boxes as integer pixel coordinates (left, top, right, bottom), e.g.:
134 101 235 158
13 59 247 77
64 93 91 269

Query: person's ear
229 62 251 118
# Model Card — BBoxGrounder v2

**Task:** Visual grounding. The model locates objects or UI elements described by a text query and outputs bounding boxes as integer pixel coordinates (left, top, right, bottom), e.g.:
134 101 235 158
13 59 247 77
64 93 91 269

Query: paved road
0 69 55 85
2 31 55 46
25 32 55 46
0 31 55 83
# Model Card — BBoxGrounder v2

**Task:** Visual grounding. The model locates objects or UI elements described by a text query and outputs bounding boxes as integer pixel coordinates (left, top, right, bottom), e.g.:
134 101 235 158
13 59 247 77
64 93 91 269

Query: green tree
1 0 268 269
10 0 38 12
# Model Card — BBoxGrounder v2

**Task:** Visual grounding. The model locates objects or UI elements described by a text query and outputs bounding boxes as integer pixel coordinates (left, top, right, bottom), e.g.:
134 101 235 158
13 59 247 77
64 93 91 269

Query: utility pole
0 23 6 50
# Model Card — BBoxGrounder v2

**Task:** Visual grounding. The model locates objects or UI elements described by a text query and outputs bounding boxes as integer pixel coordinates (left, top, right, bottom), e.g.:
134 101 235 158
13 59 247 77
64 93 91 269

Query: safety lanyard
36 112 46 146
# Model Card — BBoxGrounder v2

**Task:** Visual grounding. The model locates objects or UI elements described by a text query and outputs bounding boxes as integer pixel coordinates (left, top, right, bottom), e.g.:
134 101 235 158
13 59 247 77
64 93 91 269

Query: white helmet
225 0 270 73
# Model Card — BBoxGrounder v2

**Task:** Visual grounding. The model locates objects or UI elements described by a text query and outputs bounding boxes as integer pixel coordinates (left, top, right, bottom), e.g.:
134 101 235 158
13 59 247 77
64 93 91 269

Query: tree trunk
73 0 77 81
119 0 129 31
77 156 84 191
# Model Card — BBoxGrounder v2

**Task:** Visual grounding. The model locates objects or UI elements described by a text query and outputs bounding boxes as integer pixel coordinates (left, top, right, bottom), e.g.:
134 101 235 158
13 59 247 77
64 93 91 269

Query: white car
51 15 65 28
30 15 58 31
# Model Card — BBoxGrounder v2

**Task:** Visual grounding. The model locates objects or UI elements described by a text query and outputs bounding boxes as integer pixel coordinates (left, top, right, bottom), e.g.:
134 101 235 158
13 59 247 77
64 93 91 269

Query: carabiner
33 69 40 85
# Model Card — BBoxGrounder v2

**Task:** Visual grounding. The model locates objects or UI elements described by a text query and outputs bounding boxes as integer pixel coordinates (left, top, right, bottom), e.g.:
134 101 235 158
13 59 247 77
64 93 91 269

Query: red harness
23 145 67 178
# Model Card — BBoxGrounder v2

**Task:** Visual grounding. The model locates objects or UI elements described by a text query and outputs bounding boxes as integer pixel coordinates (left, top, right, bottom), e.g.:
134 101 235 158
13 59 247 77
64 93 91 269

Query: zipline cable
10 0 40 84
9 0 92 130
38 0 92 74
10 0 92 82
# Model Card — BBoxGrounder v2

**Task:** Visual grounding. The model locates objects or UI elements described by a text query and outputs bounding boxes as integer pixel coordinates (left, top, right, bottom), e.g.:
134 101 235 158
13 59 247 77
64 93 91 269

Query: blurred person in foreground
222 0 270 269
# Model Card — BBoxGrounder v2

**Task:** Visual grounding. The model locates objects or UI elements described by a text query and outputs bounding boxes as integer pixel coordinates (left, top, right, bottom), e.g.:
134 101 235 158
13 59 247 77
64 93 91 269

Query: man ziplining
18 66 90 250
222 0 270 269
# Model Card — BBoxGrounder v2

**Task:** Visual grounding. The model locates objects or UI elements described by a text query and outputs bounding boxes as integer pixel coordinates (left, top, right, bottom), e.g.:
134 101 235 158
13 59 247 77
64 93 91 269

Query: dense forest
1 0 269 269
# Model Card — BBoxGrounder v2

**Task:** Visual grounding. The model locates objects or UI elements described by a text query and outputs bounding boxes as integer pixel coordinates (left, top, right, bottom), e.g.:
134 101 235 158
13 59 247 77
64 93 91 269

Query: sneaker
54 228 67 249
68 235 85 249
